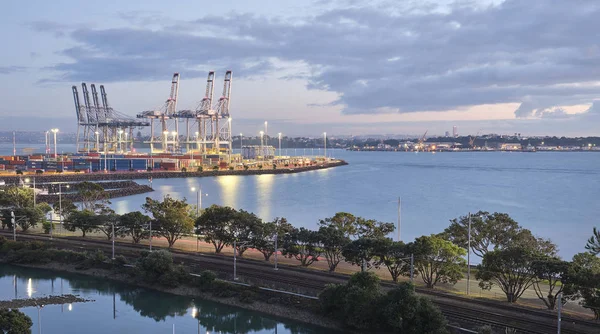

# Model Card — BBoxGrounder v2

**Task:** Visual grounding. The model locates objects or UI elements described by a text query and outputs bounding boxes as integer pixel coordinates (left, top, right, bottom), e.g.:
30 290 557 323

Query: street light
264 121 268 143
163 131 169 153
124 131 129 152
195 131 199 153
118 129 124 153
51 129 59 159
58 184 70 239
191 186 208 252
95 131 100 152
172 131 178 152
278 133 282 158
259 131 264 161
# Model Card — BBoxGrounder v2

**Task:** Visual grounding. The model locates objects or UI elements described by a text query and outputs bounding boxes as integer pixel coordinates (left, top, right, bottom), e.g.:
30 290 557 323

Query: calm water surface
1 143 598 260
0 265 330 334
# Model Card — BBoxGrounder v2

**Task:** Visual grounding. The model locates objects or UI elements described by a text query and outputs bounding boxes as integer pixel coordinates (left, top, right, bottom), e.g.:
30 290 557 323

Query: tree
0 308 33 334
63 209 100 237
231 210 262 257
531 258 571 310
282 227 321 267
441 211 522 258
195 205 237 253
355 217 395 239
476 247 539 302
317 225 351 272
342 237 385 272
375 239 411 282
412 235 466 289
252 217 294 261
120 211 152 244
52 199 77 221
564 252 600 319
75 181 109 212
95 207 123 240
319 212 359 238
142 196 194 248
0 186 34 208
380 283 448 333
586 227 600 255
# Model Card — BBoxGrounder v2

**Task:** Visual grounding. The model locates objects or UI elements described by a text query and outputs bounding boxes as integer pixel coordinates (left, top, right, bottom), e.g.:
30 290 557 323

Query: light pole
36 304 44 334
11 210 15 241
264 121 268 144
278 133 282 158
259 131 264 162
240 133 243 152
467 212 471 295
191 186 207 252
58 184 70 238
118 129 124 153
557 292 562 334
95 131 100 152
163 131 169 153
323 132 327 160
228 118 232 165
124 132 129 153
194 132 199 161
51 129 59 159
171 131 178 152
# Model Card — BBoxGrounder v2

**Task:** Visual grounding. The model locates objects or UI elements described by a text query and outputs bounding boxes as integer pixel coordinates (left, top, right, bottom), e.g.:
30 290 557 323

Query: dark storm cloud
34 0 600 115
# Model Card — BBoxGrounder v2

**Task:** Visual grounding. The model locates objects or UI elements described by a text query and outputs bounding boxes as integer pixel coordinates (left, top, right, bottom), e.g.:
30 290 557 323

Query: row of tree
2 184 599 318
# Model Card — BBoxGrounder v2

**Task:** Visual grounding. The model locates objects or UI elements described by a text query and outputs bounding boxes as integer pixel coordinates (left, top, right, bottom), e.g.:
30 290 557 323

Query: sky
1 0 600 137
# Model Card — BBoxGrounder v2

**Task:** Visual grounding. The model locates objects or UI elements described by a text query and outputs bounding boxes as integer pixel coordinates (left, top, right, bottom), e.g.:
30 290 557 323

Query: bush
112 255 128 266
136 250 187 287
197 270 217 289
181 167 187 172
74 169 81 173
197 166 203 172
36 170 44 175
212 165 219 171
0 308 33 333
229 166 234 171
476 325 493 334
239 290 257 304
42 221 52 234
16 170 23 175
272 164 277 170
258 165 263 170
243 165 249 171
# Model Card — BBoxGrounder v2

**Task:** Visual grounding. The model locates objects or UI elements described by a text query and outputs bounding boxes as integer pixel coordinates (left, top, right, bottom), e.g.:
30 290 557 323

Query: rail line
2 232 599 333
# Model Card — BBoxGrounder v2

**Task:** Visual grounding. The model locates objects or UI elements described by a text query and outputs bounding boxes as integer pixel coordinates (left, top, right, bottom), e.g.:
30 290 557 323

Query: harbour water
1 143 599 260
0 265 330 334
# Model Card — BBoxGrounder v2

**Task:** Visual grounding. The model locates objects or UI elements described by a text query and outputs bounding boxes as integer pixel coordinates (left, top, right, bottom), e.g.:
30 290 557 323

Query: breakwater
1 160 348 184
37 182 153 204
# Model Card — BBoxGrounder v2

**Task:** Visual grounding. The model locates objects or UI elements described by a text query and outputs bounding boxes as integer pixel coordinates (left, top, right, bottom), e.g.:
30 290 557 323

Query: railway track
3 232 599 333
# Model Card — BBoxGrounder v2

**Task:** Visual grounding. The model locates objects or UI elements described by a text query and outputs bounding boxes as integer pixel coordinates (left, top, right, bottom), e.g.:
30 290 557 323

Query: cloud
32 0 600 115
0 66 26 75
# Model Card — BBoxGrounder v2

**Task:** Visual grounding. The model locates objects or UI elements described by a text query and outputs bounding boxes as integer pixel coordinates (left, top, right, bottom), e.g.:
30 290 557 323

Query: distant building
242 145 275 159
453 126 458 137
445 131 450 137
499 143 522 151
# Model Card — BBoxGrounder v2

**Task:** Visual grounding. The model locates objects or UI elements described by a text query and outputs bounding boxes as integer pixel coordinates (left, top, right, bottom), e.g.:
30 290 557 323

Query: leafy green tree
74 181 109 212
120 211 152 244
531 258 571 310
319 212 359 238
375 239 411 282
442 211 522 258
136 250 187 287
564 252 600 319
0 186 34 208
476 246 539 302
231 210 262 257
252 217 294 261
380 282 448 333
63 209 100 237
586 227 600 255
356 217 395 239
95 207 123 240
412 235 466 288
142 196 195 248
282 227 321 267
52 199 77 221
195 205 237 253
0 308 33 334
317 225 351 272
342 237 385 272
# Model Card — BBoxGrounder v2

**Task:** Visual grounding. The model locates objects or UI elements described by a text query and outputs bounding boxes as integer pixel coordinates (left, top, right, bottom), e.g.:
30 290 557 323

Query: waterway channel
0 264 331 334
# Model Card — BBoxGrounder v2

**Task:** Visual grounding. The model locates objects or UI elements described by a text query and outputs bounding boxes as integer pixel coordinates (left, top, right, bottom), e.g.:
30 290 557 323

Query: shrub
112 255 128 267
239 290 257 304
74 169 81 173
136 250 187 287
42 221 52 234
212 166 219 171
197 270 217 289
197 166 203 172
272 164 277 170
181 167 187 172
258 165 263 170
243 165 249 171
16 170 23 175
229 166 234 171
36 170 44 175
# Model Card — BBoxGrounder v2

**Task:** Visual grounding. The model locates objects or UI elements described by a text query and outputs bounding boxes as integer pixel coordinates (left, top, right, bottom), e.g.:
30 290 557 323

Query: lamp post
45 131 49 155
278 133 282 158
118 129 124 153
95 131 100 152
172 131 178 152
240 133 243 152
467 212 471 295
124 132 129 153
35 304 44 334
51 129 59 159
259 131 264 162
194 132 199 161
264 121 268 144
58 184 70 239
191 186 207 252
163 131 169 153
